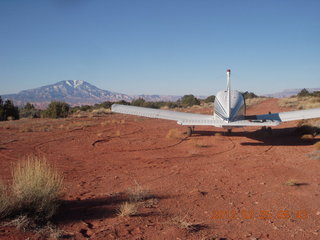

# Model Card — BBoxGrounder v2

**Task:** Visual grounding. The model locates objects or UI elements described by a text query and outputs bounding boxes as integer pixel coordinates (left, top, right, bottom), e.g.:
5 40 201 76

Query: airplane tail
226 69 231 121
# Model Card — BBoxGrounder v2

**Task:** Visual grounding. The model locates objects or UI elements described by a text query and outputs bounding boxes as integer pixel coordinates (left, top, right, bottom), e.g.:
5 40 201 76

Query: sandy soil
0 99 320 240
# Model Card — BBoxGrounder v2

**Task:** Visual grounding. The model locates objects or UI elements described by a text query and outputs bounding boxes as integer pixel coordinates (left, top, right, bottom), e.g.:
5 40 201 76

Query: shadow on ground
53 193 171 224
190 126 320 146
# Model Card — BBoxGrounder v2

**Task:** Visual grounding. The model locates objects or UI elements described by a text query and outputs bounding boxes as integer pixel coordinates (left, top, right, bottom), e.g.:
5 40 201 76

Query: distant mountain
264 88 320 98
1 80 181 107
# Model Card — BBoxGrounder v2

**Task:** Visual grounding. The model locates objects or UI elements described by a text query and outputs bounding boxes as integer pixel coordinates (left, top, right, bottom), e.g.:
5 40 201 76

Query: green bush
44 101 70 118
204 95 215 103
180 95 200 107
243 91 258 99
0 97 19 121
297 88 310 97
132 98 146 107
19 103 40 119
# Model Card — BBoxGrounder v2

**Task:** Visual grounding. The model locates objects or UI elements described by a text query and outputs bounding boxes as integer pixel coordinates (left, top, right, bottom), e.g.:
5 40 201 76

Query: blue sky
0 0 319 96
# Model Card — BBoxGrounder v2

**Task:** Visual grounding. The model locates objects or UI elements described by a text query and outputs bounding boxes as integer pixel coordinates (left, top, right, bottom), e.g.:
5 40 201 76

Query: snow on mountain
1 80 181 107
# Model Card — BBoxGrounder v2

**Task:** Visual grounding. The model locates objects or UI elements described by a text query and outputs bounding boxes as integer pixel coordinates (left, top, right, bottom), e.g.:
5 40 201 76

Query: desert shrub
180 95 200 107
79 105 92 112
0 181 11 219
166 101 179 108
132 98 146 107
44 101 70 118
142 101 161 109
96 101 113 109
243 91 258 99
117 201 139 217
0 97 19 121
204 95 215 103
313 91 320 97
19 103 40 118
11 155 63 224
297 88 310 97
309 150 320 160
284 179 299 186
166 128 183 139
115 100 130 105
0 155 63 228
128 182 152 202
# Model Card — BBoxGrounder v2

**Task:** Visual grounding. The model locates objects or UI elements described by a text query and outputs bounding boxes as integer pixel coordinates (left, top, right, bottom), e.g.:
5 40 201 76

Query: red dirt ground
0 99 320 240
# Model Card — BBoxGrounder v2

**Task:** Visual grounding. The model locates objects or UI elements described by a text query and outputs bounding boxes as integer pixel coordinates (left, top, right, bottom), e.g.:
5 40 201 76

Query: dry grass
279 96 320 110
284 179 299 186
245 97 268 107
127 182 152 202
166 128 183 139
11 155 63 224
117 182 153 217
308 151 320 160
214 132 223 136
117 201 139 217
96 132 103 138
189 139 211 148
314 142 320 150
172 215 206 232
0 155 64 229
91 108 111 116
300 134 314 140
0 181 11 219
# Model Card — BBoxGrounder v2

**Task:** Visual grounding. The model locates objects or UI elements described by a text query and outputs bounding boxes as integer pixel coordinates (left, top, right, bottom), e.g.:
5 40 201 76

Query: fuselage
213 90 245 124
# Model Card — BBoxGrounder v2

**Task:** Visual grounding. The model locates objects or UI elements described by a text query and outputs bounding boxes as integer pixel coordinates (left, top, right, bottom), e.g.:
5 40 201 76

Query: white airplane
111 69 320 136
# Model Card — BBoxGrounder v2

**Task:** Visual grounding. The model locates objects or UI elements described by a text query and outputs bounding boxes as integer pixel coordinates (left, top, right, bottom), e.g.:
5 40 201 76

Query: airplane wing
111 104 216 126
246 108 320 123
111 104 280 127
112 104 320 128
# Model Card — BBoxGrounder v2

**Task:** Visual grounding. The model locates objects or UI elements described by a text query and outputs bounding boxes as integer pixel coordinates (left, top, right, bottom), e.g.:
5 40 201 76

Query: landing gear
267 127 272 136
187 126 195 137
261 126 272 136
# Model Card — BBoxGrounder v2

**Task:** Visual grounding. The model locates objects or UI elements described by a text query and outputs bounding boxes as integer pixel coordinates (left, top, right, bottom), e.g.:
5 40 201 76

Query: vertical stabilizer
226 69 231 121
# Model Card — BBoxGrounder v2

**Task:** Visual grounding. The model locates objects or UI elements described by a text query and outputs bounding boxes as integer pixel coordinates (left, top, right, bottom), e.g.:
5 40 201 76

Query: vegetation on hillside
1 90 266 120
297 89 320 98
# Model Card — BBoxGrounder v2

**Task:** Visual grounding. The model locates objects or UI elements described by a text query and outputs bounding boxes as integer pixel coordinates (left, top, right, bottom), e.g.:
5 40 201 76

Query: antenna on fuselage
226 69 231 121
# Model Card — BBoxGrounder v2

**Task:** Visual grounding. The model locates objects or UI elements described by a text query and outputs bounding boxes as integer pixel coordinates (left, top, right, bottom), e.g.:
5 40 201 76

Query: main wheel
187 127 192 137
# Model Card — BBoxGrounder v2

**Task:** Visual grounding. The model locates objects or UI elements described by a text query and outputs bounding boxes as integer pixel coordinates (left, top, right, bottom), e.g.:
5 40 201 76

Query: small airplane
111 69 320 136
